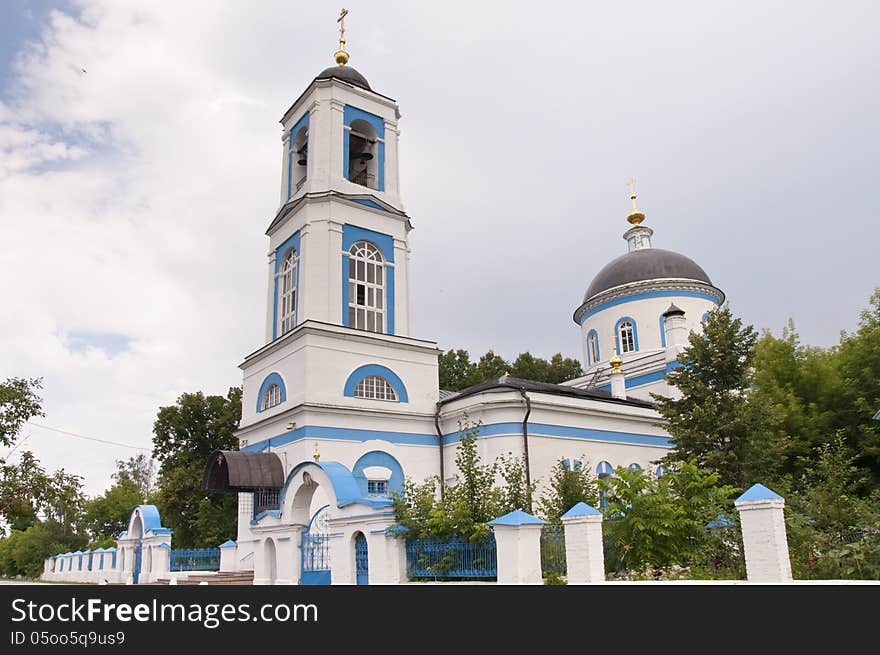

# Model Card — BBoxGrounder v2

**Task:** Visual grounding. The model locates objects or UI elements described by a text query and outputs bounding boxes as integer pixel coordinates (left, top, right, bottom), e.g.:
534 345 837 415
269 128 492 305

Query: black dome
584 248 713 301
315 65 371 90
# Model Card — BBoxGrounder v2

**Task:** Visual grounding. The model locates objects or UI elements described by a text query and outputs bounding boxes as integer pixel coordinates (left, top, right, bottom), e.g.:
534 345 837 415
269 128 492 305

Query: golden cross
628 177 638 211
338 8 349 46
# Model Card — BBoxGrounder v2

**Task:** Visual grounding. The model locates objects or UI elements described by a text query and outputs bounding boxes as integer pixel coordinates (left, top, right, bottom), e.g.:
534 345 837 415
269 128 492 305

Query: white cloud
1 0 878 494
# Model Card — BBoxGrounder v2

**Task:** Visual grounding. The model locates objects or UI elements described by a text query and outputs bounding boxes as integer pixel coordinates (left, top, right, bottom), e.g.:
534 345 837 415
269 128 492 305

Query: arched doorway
301 504 331 585
130 512 143 585
354 532 368 586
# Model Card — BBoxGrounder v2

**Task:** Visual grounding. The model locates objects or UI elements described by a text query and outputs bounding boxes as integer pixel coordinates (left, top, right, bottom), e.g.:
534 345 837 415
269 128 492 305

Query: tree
0 520 87 579
653 305 781 488
781 436 880 580
598 461 738 574
83 457 155 543
438 349 584 391
0 450 85 535
537 457 598 523
391 414 532 543
112 454 156 500
151 387 241 548
752 321 842 484
833 288 880 486
0 377 44 448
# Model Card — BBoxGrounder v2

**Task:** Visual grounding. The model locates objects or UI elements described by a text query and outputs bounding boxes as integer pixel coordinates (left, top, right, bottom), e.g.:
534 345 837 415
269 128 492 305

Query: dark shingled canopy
204 450 284 492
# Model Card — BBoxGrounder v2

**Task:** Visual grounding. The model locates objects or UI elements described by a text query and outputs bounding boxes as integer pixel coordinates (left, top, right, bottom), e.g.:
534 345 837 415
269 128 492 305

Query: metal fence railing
541 525 566 576
253 488 281 519
170 548 221 572
405 535 497 580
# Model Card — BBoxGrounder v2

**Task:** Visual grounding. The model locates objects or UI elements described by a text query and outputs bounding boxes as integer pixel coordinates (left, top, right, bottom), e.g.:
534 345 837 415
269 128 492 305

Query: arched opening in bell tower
347 119 378 189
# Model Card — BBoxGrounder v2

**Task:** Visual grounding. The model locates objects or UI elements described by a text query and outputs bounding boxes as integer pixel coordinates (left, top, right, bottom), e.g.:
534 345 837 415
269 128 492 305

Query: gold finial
610 347 623 374
313 441 321 462
334 8 350 66
626 177 646 226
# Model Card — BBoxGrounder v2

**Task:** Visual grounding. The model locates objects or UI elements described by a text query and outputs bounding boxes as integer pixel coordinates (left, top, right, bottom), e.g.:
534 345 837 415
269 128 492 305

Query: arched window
655 465 668 479
618 319 636 353
354 375 398 401
628 463 642 471
276 248 298 336
347 118 378 189
587 330 599 365
261 383 282 411
348 241 385 333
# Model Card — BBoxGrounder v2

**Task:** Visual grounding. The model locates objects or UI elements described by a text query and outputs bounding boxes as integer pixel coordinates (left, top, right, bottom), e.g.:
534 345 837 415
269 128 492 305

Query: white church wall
580 291 717 371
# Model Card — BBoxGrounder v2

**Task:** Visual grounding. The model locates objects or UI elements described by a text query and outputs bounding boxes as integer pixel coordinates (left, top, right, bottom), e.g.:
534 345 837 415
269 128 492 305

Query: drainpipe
434 402 445 500
516 387 533 512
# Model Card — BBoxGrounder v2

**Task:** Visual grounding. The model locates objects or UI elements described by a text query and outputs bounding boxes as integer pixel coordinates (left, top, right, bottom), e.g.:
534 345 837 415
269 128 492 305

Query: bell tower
237 11 439 449
265 10 409 344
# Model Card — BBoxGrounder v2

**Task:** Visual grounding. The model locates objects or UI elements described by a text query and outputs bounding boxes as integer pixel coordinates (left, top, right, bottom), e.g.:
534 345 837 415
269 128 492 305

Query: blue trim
343 105 385 191
561 502 601 518
597 360 684 392
286 113 310 199
341 224 395 334
735 483 783 503
596 461 613 476
586 329 599 366
281 461 390 509
580 290 720 323
659 314 667 348
250 509 281 524
343 364 408 402
701 311 710 324
351 198 385 211
126 505 166 535
256 372 287 412
342 224 395 262
241 421 671 453
271 230 301 340
489 509 546 526
615 316 639 353
352 450 405 497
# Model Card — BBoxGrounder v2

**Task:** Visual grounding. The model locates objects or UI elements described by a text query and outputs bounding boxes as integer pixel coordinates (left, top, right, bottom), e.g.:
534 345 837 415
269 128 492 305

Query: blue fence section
170 548 221 572
405 535 497 580
541 525 566 575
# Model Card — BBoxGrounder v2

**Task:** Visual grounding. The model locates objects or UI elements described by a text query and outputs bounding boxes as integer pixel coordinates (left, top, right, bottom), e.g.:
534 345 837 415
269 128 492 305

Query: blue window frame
367 480 388 496
615 316 639 354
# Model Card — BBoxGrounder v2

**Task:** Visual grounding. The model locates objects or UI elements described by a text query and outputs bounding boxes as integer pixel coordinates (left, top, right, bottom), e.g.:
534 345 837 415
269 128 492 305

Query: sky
1 1 878 495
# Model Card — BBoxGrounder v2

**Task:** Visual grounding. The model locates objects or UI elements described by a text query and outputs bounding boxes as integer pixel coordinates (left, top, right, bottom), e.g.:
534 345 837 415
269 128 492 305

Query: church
202 15 726 584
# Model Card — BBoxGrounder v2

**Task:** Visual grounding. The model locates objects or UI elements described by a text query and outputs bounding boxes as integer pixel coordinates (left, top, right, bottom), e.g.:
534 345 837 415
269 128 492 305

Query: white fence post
560 502 605 584
488 509 546 584
735 483 793 582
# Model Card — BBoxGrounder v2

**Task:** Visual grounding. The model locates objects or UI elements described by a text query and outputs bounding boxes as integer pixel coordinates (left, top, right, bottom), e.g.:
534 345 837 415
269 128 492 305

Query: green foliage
653 305 782 488
83 481 144 543
391 414 533 542
537 457 598 523
0 450 85 535
779 436 880 580
151 387 241 548
0 377 45 448
599 461 740 575
438 349 584 391
0 520 87 578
